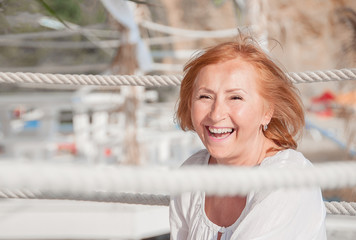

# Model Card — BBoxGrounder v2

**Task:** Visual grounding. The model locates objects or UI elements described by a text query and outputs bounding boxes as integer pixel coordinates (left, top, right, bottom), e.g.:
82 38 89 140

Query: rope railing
325 201 356 216
0 68 355 87
6 162 356 196
1 190 355 216
0 190 171 206
139 20 238 38
1 68 356 218
0 162 356 215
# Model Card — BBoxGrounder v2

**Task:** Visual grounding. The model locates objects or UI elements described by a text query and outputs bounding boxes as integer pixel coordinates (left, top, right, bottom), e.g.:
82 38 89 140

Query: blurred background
0 0 355 239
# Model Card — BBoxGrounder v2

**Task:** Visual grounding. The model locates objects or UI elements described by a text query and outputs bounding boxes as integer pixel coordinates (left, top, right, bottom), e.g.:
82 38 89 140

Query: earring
263 124 268 131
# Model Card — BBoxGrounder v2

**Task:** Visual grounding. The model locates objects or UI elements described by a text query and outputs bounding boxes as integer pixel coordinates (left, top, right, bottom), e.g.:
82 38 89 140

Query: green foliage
37 0 70 27
41 0 81 24
127 0 151 4
37 0 109 26
0 0 113 73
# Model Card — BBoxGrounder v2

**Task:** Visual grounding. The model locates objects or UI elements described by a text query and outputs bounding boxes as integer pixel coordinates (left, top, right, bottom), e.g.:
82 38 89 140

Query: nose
209 98 227 122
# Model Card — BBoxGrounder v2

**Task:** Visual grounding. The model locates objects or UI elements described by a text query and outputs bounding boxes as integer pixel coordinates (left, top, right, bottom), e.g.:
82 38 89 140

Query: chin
208 149 233 163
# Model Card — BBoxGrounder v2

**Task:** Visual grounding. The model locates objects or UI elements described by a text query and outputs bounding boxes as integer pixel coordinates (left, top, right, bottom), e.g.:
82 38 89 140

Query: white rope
139 20 238 38
286 69 356 84
0 161 356 197
325 201 356 216
0 27 119 41
0 72 182 87
0 68 355 87
0 174 355 215
0 190 170 206
1 190 356 216
0 39 121 49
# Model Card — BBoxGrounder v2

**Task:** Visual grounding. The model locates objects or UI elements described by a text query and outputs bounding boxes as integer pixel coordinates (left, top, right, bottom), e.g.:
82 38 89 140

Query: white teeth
208 127 233 134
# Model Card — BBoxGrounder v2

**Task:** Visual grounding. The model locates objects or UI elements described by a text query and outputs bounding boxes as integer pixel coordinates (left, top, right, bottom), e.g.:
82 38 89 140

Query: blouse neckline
199 151 250 234
200 191 249 233
198 149 288 234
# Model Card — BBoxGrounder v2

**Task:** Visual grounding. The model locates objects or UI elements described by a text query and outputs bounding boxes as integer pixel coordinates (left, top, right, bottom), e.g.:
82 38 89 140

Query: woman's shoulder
261 149 312 168
181 149 210 166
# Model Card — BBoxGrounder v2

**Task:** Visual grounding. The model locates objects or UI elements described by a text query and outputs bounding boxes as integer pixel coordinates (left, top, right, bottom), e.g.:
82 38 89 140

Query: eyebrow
196 87 246 94
225 88 247 94
196 87 214 93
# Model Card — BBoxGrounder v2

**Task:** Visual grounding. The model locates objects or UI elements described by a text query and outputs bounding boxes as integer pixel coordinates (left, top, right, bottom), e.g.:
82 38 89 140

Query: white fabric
169 149 327 240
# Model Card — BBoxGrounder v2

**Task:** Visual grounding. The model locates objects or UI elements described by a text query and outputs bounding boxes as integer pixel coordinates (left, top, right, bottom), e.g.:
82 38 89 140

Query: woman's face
191 58 272 165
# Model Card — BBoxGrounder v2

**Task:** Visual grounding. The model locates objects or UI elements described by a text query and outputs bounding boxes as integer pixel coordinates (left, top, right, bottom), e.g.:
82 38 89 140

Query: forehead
194 58 261 91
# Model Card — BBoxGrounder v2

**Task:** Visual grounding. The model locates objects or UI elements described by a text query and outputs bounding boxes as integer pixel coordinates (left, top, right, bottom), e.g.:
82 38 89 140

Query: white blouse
169 149 327 240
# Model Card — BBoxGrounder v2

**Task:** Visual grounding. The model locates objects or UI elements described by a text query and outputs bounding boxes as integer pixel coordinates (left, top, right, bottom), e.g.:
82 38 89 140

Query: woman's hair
176 34 304 150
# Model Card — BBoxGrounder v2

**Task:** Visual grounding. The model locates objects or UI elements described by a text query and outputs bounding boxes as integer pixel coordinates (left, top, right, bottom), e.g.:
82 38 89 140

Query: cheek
190 103 200 130
231 104 263 125
191 102 206 130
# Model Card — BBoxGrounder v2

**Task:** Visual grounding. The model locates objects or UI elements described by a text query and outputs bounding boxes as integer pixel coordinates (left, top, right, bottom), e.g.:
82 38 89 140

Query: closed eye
199 95 211 99
231 96 243 100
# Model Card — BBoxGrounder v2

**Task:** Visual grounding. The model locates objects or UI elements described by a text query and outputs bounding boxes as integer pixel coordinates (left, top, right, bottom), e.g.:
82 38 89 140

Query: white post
73 113 94 162
246 0 269 50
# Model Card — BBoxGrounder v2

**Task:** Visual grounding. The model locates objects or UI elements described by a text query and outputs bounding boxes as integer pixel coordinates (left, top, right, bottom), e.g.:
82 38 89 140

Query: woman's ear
263 104 274 125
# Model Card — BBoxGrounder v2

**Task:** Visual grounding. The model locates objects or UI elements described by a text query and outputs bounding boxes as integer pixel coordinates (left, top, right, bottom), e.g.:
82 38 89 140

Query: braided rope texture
0 72 183 87
0 162 356 202
0 189 355 216
0 190 170 206
0 68 355 87
325 201 356 216
286 68 356 84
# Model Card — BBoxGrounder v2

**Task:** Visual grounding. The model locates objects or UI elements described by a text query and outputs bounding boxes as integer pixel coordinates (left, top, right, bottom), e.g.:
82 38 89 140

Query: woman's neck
209 138 278 166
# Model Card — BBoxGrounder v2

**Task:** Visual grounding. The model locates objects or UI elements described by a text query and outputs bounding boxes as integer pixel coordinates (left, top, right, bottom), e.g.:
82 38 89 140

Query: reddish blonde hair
176 35 304 150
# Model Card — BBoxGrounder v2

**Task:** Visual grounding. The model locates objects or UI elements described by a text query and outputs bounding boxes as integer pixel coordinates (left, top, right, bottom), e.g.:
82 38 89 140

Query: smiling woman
190 59 275 166
170 34 326 240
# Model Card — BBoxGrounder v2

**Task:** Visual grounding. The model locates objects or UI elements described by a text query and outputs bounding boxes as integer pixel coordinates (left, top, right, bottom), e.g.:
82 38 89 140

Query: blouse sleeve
232 187 327 240
169 194 190 240
230 150 327 240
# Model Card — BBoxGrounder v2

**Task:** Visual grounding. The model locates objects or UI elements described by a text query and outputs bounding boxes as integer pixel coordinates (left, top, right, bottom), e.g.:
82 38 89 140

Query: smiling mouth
206 126 235 140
